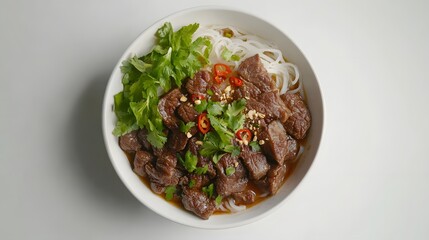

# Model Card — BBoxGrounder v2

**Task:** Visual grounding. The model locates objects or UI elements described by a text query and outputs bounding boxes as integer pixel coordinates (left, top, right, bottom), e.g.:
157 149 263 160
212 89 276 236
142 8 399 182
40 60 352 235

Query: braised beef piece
209 79 229 102
281 93 311 139
232 81 262 100
284 134 299 162
232 190 256 205
133 150 154 177
145 153 182 186
158 88 182 129
259 120 290 165
237 54 275 93
179 174 211 189
239 147 270 180
137 129 152 150
177 102 199 123
167 129 188 151
267 164 287 195
185 70 211 97
215 154 248 196
187 137 216 178
119 130 141 152
181 187 216 220
150 182 165 194
258 92 290 123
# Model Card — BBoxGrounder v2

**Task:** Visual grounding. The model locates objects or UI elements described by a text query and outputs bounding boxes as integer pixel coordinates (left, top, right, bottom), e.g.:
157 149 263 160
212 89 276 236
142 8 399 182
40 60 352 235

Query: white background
1 0 428 239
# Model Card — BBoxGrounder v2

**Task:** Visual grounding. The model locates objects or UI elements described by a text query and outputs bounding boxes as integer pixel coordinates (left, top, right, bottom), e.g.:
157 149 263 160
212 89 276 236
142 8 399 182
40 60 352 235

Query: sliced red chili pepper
235 129 252 141
190 94 205 102
229 76 243 87
198 113 210 134
213 63 232 77
214 75 225 84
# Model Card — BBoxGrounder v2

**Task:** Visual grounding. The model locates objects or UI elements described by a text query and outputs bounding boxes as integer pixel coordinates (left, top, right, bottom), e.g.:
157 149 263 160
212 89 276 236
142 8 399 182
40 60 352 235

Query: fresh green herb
202 183 214 198
225 166 236 176
249 141 261 152
223 144 240 157
207 114 234 143
215 195 223 206
179 150 198 173
194 165 208 175
194 99 208 113
165 185 176 201
113 22 212 148
221 47 240 62
189 179 196 188
179 120 195 133
212 152 225 164
225 99 247 132
207 100 224 116
206 89 214 96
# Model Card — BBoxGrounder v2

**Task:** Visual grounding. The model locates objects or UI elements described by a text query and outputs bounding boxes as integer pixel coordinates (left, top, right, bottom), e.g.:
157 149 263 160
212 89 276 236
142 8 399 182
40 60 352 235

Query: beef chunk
179 174 211 189
232 190 256 205
150 182 165 194
232 81 261 100
119 130 141 152
259 120 290 165
133 150 154 177
145 153 182 186
284 134 299 162
177 102 198 123
267 164 287 195
237 54 275 93
137 129 152 150
167 129 188 151
181 187 216 220
209 79 229 102
185 70 211 97
215 154 248 196
281 93 311 139
158 88 182 129
239 147 270 180
258 92 290 123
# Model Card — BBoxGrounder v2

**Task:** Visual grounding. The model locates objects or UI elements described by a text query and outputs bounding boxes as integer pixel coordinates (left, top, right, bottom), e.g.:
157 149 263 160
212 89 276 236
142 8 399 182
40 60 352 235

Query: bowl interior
102 7 323 229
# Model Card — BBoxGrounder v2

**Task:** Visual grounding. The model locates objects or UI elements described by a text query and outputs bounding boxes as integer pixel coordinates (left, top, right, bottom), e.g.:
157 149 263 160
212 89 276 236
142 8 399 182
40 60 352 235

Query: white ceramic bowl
102 6 324 229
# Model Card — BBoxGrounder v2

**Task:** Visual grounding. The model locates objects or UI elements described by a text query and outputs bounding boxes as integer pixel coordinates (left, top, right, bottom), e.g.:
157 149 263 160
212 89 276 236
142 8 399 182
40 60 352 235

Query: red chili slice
213 63 232 77
198 113 210 134
235 129 252 141
229 76 243 87
214 75 225 84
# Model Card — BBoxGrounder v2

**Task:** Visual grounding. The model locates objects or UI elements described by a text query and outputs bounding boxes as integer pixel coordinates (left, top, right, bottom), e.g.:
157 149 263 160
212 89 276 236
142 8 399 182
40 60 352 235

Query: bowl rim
102 5 325 229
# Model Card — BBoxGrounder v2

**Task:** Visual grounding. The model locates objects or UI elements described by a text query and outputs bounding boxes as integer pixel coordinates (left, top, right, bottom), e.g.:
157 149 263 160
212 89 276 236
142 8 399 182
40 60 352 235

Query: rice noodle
193 25 301 95
225 197 246 213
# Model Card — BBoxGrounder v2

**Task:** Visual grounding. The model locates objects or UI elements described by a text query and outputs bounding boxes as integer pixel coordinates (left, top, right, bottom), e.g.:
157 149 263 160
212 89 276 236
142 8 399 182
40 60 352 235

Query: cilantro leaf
180 150 198 173
194 99 208 113
225 166 236 176
221 47 240 62
207 100 224 116
194 165 208 175
189 179 196 188
179 120 195 133
215 195 223 206
165 185 176 201
249 141 261 152
225 99 247 132
202 183 214 198
207 114 234 144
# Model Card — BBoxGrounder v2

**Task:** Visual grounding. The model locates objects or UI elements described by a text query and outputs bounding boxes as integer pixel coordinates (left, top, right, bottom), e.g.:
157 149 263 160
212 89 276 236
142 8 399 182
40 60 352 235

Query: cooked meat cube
181 187 216 220
284 134 299 162
179 174 211 189
239 147 270 180
187 137 216 178
150 182 165 194
215 154 248 196
177 103 198 123
167 129 188 151
158 88 182 129
232 81 261 100
137 129 152 150
133 150 154 177
152 145 173 158
281 93 311 139
267 164 287 195
119 130 141 152
185 70 211 97
258 120 290 165
258 91 290 123
232 190 256 205
209 79 229 102
237 54 275 93
145 153 182 186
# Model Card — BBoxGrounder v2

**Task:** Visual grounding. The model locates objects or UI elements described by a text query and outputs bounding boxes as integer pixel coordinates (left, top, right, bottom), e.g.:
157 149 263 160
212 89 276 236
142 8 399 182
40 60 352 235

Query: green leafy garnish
194 99 208 113
165 185 176 201
189 179 196 188
194 165 208 175
178 150 198 173
221 47 240 62
249 141 261 152
202 183 214 198
224 99 246 132
215 195 223 206
179 120 195 133
113 22 212 148
206 89 214 96
207 100 224 116
225 166 236 176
